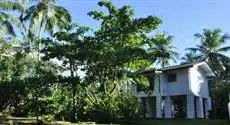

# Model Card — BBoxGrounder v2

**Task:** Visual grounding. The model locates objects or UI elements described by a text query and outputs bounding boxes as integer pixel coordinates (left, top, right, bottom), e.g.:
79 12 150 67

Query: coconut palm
186 28 230 75
0 13 15 37
23 0 71 43
148 33 179 68
0 0 25 37
181 52 197 64
0 0 71 53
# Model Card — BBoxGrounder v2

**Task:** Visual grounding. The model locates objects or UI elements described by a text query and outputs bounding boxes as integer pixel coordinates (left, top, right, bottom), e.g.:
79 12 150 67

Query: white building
135 61 215 119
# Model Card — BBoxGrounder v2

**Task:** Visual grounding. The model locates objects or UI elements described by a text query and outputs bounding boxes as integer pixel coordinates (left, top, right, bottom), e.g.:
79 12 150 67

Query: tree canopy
0 0 230 123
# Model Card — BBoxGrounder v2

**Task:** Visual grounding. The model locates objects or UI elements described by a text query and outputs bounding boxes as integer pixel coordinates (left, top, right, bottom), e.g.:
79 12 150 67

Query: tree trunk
70 62 76 122
72 83 76 122
35 91 39 124
212 99 216 119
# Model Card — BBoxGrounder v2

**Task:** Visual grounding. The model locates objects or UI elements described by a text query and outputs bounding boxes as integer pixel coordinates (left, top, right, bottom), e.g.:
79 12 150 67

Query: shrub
116 91 143 120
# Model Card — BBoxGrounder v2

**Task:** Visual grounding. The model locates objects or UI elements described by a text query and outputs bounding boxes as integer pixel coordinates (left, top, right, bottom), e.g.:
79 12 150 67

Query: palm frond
194 33 203 39
0 1 25 12
23 5 37 21
0 20 16 36
185 47 201 53
168 45 177 49
171 56 177 63
196 44 208 53
193 55 202 60
213 52 230 62
54 6 71 23
220 33 230 43
213 28 221 35
169 50 179 59
45 15 56 35
28 10 43 39
217 46 230 52
0 12 10 21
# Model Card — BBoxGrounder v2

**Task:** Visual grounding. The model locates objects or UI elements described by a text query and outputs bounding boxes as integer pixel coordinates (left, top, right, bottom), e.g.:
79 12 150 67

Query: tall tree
83 1 162 121
186 29 230 119
42 24 89 122
86 0 162 92
186 28 230 76
147 33 179 68
0 0 71 54
0 0 70 122
23 0 71 53
0 0 25 37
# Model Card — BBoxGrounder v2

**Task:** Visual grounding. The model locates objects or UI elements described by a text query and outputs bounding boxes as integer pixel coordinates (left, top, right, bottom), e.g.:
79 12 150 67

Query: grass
0 117 229 125
116 119 230 125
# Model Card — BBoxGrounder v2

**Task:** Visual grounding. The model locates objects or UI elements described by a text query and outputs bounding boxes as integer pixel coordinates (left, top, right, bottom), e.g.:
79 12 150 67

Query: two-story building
135 61 215 119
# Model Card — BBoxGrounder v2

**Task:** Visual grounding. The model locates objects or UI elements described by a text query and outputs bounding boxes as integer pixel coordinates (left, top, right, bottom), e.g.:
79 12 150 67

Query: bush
210 82 230 119
84 91 142 123
87 109 113 123
116 91 143 120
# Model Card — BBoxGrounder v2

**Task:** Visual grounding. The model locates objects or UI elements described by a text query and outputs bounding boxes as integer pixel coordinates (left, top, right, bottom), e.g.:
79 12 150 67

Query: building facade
135 61 215 119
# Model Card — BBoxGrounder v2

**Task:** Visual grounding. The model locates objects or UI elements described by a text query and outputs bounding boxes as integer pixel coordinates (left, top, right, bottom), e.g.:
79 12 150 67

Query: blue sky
57 0 230 64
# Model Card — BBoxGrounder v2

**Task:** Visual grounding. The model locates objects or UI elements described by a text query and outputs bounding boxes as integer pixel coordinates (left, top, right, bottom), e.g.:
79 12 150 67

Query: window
137 84 145 92
168 73 177 82
148 77 154 90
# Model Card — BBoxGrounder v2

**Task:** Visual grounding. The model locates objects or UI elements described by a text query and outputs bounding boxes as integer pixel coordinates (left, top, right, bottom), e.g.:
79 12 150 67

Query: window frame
167 73 177 83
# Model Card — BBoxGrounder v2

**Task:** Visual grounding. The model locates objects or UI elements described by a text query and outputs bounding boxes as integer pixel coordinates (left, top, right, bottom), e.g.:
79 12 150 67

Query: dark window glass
168 73 176 82
148 77 155 90
137 84 145 92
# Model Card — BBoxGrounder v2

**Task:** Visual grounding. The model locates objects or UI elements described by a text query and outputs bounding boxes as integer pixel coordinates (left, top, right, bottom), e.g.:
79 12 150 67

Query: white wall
160 74 167 96
137 65 210 98
138 69 190 97
163 69 190 96
189 66 209 98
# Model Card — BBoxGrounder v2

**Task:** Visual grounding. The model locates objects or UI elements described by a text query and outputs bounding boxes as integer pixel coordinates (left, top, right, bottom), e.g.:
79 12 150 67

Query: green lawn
116 119 230 125
0 118 229 125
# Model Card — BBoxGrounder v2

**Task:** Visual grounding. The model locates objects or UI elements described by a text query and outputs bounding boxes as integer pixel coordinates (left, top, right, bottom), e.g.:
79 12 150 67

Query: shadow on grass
0 117 229 125
115 119 230 125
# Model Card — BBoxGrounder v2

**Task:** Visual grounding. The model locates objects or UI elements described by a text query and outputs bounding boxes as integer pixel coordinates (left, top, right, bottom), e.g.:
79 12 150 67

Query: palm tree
1 1 71 122
186 28 230 75
23 0 71 51
0 0 71 53
0 1 28 59
181 52 197 64
148 33 179 68
0 0 25 37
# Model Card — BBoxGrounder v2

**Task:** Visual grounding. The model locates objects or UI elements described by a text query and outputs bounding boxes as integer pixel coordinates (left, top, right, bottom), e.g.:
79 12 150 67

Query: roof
139 61 208 74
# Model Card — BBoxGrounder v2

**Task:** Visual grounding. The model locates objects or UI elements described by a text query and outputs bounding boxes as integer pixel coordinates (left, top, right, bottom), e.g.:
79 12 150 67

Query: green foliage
80 1 163 122
209 80 230 118
185 28 230 118
85 0 162 95
0 0 25 37
1 0 230 123
147 33 179 68
117 92 143 120
41 24 89 122
186 28 230 77
83 91 142 123
181 52 197 64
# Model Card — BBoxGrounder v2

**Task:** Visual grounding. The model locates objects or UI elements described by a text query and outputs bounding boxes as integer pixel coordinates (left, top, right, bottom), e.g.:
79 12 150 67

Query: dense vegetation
0 0 230 124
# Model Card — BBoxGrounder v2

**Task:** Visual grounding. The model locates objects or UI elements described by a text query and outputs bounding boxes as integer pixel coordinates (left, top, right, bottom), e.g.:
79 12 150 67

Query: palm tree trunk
38 15 47 59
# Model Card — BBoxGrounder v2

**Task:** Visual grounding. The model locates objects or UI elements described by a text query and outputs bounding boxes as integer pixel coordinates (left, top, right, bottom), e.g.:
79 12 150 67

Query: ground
0 118 230 125
120 119 230 125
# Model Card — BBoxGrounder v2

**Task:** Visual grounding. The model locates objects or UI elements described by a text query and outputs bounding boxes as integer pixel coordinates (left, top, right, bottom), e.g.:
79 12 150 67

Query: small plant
8 120 13 125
